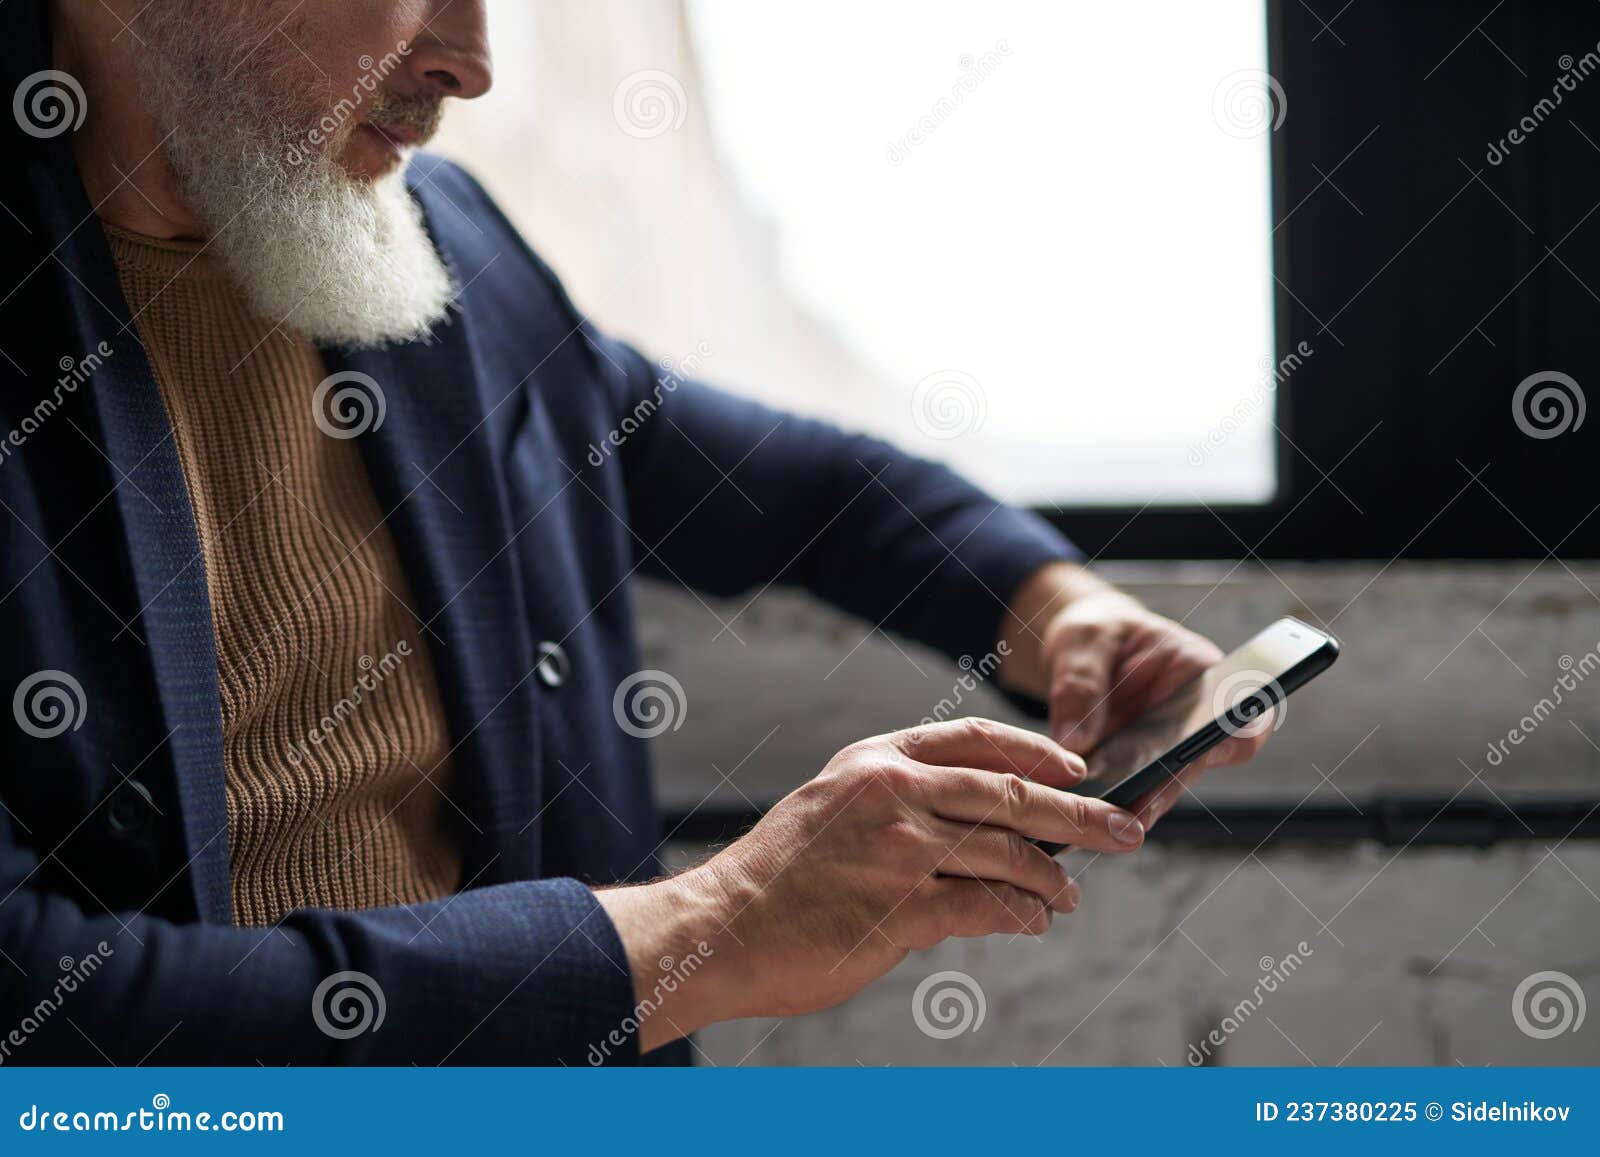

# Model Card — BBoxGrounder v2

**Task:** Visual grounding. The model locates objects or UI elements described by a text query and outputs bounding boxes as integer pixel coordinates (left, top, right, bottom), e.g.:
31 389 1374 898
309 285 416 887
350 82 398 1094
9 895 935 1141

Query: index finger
890 718 1086 789
921 765 1146 853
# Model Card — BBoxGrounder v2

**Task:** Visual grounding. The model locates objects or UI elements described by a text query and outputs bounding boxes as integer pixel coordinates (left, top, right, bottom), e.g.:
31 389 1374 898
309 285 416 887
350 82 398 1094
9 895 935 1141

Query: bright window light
685 0 1279 506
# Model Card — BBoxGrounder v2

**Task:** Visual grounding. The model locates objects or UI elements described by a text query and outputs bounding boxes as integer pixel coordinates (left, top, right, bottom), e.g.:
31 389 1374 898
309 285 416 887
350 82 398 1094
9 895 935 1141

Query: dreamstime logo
1212 69 1287 138
920 642 1011 726
1188 340 1314 466
285 643 412 767
13 670 87 739
612 70 687 139
885 41 1012 165
1210 669 1285 740
1512 970 1586 1040
1486 44 1600 165
311 970 386 1039
312 371 386 439
13 70 88 139
587 940 715 1065
1188 942 1314 1065
2 342 115 470
0 940 114 1066
586 340 712 467
1485 645 1599 767
612 669 688 739
287 41 412 165
1511 370 1585 439
911 370 987 440
912 970 986 1039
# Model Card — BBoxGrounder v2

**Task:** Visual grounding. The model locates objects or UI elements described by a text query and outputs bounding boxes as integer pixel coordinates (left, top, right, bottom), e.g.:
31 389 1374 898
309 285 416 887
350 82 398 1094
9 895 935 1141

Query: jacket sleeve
0 806 638 1066
580 330 1082 668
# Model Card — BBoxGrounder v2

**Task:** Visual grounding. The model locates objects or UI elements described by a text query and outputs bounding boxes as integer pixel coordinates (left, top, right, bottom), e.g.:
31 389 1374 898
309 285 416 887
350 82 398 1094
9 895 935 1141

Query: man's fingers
922 765 1145 852
1047 624 1120 752
930 821 1080 913
923 877 1056 938
890 718 1086 789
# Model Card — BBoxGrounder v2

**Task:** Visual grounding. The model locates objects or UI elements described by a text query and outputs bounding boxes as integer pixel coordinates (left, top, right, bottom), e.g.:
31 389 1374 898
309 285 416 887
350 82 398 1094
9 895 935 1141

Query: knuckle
1004 833 1031 874
1000 772 1031 816
881 817 930 863
1049 667 1102 700
964 716 1003 745
854 759 918 802
896 724 937 757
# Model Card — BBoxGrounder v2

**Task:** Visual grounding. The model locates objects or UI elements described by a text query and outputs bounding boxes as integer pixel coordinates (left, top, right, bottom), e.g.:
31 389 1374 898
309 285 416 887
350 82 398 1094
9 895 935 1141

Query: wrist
998 562 1130 695
594 865 744 1052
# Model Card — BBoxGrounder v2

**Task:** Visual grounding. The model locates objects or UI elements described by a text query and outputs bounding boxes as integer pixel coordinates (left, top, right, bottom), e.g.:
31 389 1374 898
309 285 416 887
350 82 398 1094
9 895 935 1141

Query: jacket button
106 778 157 837
535 641 569 689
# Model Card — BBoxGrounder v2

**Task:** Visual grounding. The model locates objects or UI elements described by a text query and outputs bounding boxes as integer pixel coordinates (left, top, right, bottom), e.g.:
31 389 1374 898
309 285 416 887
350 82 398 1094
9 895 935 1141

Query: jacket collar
5 0 541 912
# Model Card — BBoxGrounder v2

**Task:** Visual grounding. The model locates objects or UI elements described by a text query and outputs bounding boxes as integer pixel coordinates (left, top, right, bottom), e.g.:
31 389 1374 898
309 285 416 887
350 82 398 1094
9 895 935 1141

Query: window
436 0 1280 508
686 0 1278 507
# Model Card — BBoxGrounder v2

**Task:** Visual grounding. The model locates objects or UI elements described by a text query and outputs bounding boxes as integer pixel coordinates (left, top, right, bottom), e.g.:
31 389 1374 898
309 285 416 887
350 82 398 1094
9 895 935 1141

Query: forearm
1 875 634 1065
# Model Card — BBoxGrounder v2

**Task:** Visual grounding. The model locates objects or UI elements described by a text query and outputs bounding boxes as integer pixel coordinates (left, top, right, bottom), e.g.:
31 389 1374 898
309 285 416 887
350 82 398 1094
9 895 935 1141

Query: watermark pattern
12 69 87 139
586 341 712 467
1485 646 1599 767
0 942 114 1065
12 670 87 739
1512 970 1586 1040
612 70 687 139
287 43 412 165
910 370 987 440
17 1095 283 1134
1188 340 1313 466
312 971 387 1040
612 669 688 739
312 370 387 439
1 342 113 469
285 643 411 767
1211 69 1287 138
885 42 1012 166
912 970 986 1039
1187 942 1314 1065
587 941 714 1065
1486 47 1600 165
1211 669 1286 741
919 642 1011 726
1511 370 1585 440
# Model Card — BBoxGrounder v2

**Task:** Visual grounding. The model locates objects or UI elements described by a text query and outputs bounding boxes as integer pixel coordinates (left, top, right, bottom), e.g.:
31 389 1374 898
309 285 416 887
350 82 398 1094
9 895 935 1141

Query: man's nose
406 0 493 100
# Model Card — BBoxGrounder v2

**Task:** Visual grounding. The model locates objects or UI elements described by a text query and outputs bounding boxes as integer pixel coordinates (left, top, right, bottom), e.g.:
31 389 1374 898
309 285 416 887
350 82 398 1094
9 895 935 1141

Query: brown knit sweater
105 222 462 927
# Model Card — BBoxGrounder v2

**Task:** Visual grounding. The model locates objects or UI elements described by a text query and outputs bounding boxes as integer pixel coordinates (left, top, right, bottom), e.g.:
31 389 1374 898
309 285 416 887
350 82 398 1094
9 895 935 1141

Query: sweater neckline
100 219 226 280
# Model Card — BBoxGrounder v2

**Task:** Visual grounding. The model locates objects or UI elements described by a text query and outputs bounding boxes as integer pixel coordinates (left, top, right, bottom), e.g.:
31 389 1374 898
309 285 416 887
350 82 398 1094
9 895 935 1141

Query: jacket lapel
326 310 544 884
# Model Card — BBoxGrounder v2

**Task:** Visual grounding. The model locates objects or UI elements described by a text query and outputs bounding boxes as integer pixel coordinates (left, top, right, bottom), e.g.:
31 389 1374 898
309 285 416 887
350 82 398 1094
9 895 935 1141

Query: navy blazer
0 4 1076 1064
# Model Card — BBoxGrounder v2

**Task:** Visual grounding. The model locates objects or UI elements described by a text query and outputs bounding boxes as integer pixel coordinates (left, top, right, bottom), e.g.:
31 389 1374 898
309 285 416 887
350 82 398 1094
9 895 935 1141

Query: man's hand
596 718 1148 1053
999 562 1271 825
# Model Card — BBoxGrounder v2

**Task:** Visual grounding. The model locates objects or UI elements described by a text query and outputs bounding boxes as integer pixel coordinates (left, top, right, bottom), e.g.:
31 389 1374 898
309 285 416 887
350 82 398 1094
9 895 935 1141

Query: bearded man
0 1 1264 1064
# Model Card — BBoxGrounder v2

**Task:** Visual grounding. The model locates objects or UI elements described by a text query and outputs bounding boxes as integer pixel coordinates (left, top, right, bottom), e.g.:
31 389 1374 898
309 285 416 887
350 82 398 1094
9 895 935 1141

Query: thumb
1047 624 1120 754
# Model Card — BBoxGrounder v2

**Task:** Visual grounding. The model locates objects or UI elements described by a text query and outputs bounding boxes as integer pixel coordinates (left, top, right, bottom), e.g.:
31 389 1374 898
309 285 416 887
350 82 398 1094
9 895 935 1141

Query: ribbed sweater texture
104 221 463 927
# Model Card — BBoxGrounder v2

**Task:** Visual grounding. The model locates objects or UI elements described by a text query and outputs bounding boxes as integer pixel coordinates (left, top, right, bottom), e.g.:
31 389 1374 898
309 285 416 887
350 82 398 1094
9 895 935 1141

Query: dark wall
1055 0 1600 560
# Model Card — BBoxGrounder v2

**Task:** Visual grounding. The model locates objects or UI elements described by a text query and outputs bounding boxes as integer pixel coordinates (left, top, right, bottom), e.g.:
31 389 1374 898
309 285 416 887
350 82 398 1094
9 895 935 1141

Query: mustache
362 89 443 143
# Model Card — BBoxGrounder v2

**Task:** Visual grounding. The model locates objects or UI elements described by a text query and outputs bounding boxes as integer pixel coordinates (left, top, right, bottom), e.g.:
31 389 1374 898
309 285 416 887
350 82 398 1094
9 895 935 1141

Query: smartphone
1033 616 1340 855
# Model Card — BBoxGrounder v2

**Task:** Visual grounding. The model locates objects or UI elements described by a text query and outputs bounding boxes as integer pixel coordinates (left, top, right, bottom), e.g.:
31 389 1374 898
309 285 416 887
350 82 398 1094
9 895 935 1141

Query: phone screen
1081 618 1333 794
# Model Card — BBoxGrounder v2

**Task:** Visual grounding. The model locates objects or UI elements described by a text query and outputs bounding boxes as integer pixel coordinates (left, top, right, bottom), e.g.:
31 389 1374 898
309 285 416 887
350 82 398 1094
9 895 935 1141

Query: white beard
130 7 455 348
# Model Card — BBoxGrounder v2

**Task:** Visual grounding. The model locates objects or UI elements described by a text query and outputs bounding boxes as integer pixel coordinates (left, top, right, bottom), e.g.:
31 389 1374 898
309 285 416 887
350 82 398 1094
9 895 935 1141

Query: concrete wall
639 561 1600 1065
